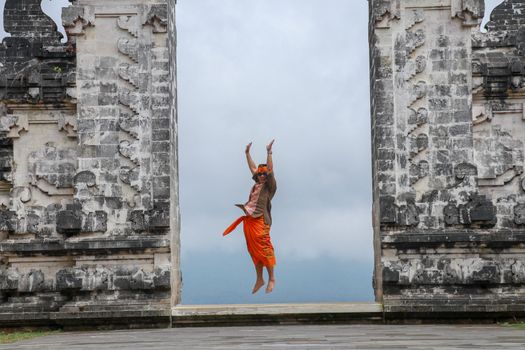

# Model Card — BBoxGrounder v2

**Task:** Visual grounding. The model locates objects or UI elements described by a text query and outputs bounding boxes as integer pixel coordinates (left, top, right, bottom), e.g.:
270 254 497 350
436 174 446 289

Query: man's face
257 172 268 183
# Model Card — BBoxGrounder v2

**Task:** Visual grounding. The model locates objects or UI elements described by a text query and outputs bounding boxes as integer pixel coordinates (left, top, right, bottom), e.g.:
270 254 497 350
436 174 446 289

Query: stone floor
2 324 525 349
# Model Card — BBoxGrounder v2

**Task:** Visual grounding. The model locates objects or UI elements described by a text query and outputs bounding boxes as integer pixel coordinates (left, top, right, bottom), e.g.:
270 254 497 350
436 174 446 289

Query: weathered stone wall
0 0 178 326
370 0 525 316
167 0 181 307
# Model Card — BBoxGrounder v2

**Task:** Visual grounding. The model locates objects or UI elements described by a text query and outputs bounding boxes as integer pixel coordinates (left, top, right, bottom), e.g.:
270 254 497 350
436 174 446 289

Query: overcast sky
0 0 505 304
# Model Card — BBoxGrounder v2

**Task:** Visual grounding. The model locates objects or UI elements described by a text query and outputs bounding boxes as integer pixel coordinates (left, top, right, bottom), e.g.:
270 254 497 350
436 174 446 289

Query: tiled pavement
1 324 525 349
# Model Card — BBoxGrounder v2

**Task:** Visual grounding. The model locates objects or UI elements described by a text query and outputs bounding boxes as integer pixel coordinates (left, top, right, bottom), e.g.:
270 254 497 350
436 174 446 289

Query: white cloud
40 0 71 43
274 204 374 262
177 0 373 264
0 1 9 39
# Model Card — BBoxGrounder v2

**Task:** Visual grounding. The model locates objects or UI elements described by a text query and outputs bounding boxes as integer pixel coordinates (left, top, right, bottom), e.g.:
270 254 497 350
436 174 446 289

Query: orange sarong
223 216 276 267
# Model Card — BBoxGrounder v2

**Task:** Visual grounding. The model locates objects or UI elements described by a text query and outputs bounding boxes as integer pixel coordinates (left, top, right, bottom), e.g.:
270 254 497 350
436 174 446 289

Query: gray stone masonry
370 0 525 315
0 0 179 323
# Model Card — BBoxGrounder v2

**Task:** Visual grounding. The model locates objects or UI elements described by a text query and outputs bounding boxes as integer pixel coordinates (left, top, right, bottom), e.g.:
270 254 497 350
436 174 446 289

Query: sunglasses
257 172 268 177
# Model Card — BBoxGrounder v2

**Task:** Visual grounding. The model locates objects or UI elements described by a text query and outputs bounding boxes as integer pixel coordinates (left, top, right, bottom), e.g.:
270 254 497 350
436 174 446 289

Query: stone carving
451 0 485 26
143 4 168 33
454 163 478 180
407 107 428 129
56 205 82 235
379 196 419 227
409 160 429 185
83 211 108 232
1 265 170 294
382 257 509 287
409 133 428 159
118 15 141 38
28 144 77 190
443 194 497 227
407 81 427 107
119 90 140 113
12 187 31 203
515 203 525 225
119 140 140 164
118 38 140 63
74 171 96 187
119 110 141 139
371 0 400 25
62 6 95 37
474 124 524 187
0 209 16 232
406 29 425 55
119 166 140 186
119 63 140 88
405 9 424 30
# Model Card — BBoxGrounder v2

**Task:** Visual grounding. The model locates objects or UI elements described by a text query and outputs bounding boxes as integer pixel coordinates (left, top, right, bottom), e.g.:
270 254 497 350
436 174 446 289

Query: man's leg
252 263 265 294
265 266 275 293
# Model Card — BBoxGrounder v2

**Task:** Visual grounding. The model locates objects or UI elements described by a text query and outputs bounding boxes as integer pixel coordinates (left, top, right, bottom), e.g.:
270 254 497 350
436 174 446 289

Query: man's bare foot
252 279 265 294
265 279 275 293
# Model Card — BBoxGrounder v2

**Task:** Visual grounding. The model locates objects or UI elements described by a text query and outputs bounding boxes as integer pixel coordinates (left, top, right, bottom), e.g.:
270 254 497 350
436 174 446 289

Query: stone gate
0 0 525 327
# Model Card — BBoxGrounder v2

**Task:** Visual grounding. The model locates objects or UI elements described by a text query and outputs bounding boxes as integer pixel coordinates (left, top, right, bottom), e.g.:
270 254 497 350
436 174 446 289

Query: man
223 140 277 294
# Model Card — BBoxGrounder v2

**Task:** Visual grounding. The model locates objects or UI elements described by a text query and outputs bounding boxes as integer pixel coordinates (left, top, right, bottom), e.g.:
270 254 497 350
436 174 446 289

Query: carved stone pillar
370 0 525 317
0 0 177 327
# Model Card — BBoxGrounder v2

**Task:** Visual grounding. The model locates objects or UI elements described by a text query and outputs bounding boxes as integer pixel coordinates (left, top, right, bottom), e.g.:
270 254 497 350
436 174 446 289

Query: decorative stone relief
515 203 525 225
451 0 485 26
62 6 95 37
143 4 168 33
443 194 497 226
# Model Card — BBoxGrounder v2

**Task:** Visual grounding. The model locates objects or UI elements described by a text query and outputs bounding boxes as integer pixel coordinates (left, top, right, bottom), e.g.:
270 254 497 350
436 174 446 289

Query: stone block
468 265 500 285
56 210 82 235
83 211 107 232
56 269 83 291
18 270 45 292
149 209 170 230
0 210 16 232
0 269 19 291
382 267 399 284
515 204 525 225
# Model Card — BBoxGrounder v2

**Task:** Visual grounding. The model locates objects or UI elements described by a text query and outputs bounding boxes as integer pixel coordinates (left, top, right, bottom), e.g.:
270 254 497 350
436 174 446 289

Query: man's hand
266 139 275 153
245 142 252 154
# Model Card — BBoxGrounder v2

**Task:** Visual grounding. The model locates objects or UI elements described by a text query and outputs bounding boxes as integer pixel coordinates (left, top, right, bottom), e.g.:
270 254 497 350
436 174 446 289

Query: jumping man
223 140 277 294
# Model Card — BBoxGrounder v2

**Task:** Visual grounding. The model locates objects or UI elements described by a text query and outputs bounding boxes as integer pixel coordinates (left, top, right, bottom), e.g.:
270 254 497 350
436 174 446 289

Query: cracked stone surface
1 325 525 349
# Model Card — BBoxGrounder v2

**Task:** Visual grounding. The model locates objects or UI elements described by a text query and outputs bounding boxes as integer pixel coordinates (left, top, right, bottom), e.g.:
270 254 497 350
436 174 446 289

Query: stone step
172 302 383 327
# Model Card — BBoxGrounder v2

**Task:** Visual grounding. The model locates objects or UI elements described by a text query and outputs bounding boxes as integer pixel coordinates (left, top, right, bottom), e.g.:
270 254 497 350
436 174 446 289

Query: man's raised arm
245 142 257 175
266 139 274 173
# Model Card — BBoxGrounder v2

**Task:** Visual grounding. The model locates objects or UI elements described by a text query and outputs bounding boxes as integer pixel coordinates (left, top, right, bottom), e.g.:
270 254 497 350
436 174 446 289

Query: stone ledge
0 309 172 329
383 311 525 323
381 230 525 248
4 303 525 328
0 237 170 254
172 303 384 327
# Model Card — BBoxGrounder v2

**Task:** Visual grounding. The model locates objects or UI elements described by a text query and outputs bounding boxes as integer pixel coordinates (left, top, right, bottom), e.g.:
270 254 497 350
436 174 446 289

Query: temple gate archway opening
176 0 375 305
